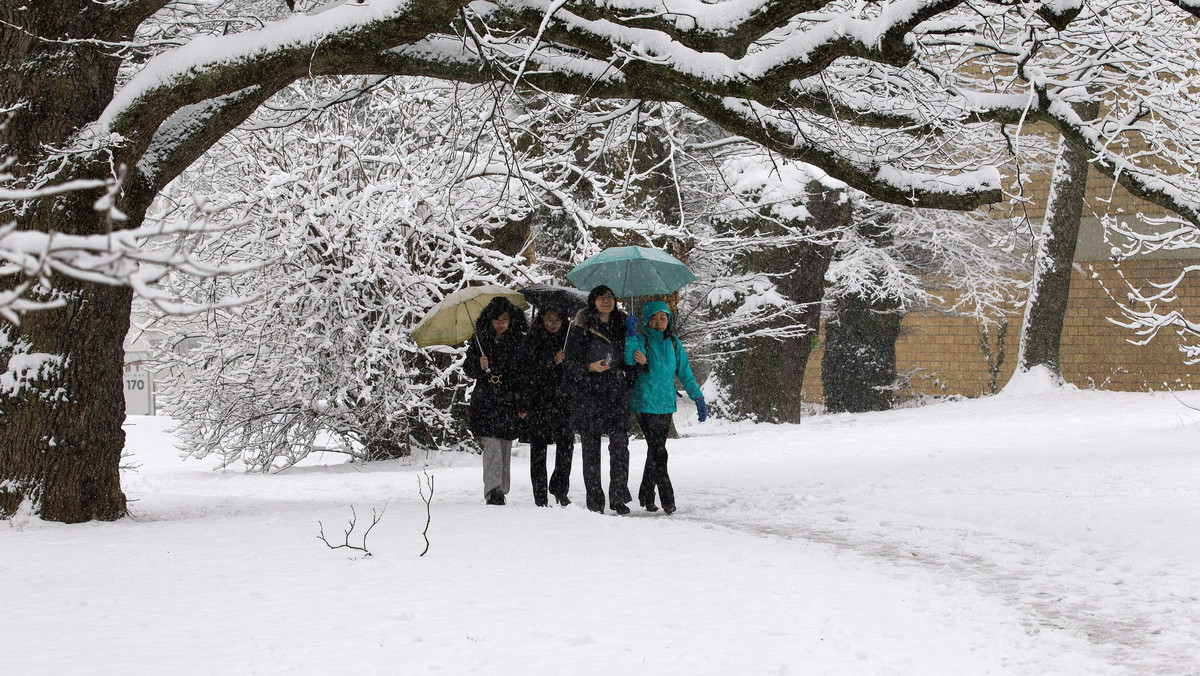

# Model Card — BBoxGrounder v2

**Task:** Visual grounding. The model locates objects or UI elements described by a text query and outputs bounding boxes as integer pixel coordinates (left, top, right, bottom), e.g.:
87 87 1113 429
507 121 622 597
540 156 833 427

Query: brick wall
803 258 1200 401
1017 122 1170 222
798 151 1200 402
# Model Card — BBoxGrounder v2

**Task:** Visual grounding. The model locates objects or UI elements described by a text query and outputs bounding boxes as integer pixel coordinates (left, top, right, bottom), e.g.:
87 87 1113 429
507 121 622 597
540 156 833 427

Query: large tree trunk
0 6 131 521
822 215 902 413
1016 102 1099 377
0 281 132 521
718 184 846 423
822 292 901 413
720 243 831 422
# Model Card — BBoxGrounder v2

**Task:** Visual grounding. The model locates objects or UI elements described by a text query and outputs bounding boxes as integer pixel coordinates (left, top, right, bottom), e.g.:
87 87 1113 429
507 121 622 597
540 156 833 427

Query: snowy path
3 387 1200 675
687 492 1200 675
673 389 1200 675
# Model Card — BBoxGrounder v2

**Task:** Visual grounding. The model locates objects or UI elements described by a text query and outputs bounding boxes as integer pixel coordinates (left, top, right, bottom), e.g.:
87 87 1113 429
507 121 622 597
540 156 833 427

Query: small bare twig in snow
318 504 385 557
419 467 434 557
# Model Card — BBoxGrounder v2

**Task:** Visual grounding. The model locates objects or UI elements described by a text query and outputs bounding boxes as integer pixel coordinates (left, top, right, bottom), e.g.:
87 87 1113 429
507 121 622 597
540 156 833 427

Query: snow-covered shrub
149 79 535 470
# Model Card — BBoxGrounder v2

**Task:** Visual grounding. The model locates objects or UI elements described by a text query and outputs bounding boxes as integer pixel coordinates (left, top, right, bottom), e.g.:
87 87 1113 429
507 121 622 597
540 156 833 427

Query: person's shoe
535 497 549 507
554 493 571 507
612 503 630 515
663 504 676 515
586 493 605 513
639 496 659 512
486 489 506 505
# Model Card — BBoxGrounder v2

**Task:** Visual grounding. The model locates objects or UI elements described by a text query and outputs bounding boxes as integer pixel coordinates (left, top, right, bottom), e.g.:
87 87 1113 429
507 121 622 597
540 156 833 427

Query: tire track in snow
674 489 1200 676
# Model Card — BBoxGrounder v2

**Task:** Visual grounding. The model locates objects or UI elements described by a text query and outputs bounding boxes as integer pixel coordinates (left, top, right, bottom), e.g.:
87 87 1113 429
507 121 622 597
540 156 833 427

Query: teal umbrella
566 246 696 297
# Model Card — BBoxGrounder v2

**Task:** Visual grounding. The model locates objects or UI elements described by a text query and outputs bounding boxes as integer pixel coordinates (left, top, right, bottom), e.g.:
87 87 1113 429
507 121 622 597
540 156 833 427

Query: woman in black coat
463 296 529 505
522 307 575 507
564 285 636 514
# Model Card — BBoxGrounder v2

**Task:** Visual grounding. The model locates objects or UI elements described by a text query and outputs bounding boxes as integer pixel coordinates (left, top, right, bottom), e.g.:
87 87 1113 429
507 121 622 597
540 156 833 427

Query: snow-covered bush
149 79 536 470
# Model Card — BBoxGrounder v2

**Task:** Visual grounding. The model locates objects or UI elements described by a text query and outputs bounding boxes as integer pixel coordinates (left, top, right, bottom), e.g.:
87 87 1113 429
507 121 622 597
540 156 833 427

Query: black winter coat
464 326 527 441
521 322 573 442
564 307 634 436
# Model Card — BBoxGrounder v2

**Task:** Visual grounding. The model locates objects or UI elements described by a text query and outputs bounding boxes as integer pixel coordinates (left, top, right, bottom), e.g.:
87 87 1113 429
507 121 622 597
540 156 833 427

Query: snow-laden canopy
66 0 1200 222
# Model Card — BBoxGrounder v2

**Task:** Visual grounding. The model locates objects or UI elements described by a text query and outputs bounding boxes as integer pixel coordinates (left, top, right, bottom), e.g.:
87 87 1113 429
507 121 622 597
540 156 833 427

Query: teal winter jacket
625 301 703 414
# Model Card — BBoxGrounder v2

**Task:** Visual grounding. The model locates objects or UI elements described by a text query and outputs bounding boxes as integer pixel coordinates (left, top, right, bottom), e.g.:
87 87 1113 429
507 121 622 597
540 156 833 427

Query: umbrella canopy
411 284 529 348
519 284 590 317
566 245 696 298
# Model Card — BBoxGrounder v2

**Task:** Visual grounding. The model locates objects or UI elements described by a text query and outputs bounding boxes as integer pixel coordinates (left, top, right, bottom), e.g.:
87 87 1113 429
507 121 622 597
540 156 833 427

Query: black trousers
637 413 675 510
580 431 631 511
529 433 574 505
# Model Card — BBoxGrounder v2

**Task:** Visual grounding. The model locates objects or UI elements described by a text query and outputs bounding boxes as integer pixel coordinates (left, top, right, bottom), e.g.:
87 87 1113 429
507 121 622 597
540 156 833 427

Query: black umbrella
519 284 590 317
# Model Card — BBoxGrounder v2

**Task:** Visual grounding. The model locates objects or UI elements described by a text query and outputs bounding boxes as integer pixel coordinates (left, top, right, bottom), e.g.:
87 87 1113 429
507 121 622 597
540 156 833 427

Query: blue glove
694 396 708 423
625 314 639 337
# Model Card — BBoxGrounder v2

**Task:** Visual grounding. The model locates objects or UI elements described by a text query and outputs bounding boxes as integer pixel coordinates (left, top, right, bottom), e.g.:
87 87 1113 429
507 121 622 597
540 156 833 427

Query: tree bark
0 280 132 521
1016 102 1099 377
822 293 901 413
0 7 134 521
822 215 902 413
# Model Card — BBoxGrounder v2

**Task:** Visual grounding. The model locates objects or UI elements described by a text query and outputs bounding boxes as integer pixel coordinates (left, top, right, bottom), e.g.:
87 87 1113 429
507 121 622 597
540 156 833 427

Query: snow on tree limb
135 86 273 189
73 0 1200 223
492 0 966 95
96 1 466 148
1166 0 1200 19
5 0 1187 227
0 215 261 324
89 0 1004 214
0 178 109 201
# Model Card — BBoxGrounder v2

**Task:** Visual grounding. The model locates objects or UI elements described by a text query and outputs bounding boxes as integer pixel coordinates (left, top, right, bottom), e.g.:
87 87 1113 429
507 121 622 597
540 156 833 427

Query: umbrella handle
562 322 571 350
473 334 491 372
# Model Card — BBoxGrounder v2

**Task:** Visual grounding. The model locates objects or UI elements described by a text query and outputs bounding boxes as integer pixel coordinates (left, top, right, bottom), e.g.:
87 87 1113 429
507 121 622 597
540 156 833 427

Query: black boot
586 490 605 513
611 502 630 515
486 489 506 505
554 493 571 507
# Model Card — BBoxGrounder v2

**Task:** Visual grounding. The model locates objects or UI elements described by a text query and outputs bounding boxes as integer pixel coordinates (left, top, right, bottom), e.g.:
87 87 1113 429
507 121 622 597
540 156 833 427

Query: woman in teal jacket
624 300 707 514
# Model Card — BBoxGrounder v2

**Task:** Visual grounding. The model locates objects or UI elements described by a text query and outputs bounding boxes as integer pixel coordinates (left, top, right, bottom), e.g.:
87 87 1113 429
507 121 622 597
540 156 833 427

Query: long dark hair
586 285 613 308
531 306 569 339
580 284 625 330
475 296 528 342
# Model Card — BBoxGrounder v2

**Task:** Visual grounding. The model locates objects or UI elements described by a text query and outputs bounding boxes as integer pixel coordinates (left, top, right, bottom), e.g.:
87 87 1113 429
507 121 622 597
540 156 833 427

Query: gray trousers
480 436 512 496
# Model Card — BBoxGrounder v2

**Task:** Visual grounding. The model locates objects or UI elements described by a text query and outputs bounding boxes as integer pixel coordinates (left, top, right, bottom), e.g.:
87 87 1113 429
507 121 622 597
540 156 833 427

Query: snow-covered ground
4 382 1200 675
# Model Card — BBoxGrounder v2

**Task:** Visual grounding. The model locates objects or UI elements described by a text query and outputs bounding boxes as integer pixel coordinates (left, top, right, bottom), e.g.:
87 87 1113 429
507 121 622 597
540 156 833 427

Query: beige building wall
803 167 1200 402
804 259 1200 402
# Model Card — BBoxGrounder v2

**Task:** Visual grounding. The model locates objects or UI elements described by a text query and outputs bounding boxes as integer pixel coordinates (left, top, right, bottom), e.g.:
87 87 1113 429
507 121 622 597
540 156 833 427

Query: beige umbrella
412 284 530 348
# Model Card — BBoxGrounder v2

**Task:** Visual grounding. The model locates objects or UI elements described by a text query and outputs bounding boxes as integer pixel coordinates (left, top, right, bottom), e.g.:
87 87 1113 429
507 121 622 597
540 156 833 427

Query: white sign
124 368 154 415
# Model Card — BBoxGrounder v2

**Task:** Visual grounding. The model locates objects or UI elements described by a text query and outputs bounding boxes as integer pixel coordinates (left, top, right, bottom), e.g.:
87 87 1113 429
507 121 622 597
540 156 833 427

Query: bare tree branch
419 468 434 557
318 504 385 557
